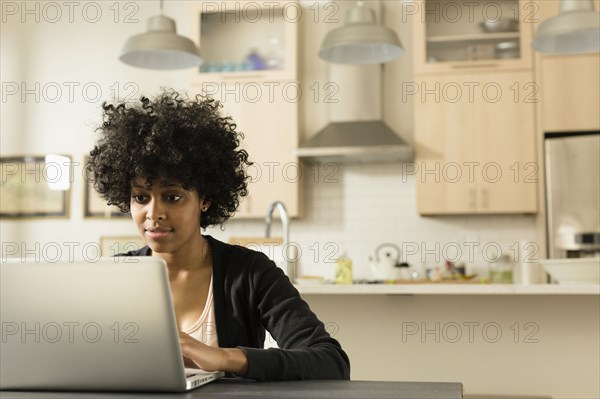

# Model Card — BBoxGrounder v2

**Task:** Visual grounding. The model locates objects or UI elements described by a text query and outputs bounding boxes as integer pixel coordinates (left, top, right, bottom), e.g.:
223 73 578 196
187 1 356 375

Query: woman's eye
132 195 147 203
166 195 182 202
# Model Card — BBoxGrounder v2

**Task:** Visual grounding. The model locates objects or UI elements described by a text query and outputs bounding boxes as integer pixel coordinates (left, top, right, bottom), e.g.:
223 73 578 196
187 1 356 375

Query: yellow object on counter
335 255 353 284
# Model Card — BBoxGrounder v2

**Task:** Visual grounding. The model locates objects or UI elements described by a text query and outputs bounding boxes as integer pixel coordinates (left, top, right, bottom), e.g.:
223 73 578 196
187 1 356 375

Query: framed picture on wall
83 156 129 218
0 155 71 218
100 236 146 256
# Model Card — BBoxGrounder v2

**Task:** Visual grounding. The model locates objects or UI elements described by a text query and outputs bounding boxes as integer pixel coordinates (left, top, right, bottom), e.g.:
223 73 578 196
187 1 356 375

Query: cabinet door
540 55 600 132
415 72 537 214
534 0 600 132
473 71 538 213
415 75 477 214
188 1 298 83
186 0 300 219
218 82 299 219
413 0 534 75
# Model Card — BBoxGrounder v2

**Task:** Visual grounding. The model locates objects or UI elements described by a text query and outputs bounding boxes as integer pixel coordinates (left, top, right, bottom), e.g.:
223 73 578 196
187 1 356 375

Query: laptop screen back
1 257 192 392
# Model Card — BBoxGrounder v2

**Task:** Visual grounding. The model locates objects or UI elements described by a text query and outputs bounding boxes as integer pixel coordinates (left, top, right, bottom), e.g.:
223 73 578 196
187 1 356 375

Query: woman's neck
152 234 210 276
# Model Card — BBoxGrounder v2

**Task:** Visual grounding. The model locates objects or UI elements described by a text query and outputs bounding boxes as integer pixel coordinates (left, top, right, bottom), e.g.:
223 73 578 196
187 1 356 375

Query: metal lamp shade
532 0 600 54
120 15 202 70
318 4 404 64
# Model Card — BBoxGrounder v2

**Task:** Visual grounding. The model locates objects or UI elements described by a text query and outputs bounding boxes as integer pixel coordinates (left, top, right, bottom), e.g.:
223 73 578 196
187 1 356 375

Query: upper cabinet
216 85 300 219
187 1 300 219
412 0 537 215
413 0 534 75
534 0 600 133
189 1 298 83
415 71 538 215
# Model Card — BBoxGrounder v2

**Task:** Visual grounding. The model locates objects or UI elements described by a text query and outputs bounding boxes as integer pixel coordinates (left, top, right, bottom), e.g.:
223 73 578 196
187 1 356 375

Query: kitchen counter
293 283 600 295
300 289 599 397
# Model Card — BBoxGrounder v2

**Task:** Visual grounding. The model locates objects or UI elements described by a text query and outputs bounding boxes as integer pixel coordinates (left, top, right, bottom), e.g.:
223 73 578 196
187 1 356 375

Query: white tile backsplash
207 163 539 281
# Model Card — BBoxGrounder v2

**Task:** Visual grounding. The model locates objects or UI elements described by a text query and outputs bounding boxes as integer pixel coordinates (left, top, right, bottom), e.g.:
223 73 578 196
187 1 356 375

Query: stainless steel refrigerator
545 132 600 258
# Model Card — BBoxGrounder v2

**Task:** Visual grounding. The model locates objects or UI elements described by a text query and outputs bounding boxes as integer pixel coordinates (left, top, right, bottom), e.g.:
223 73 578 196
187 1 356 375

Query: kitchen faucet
265 201 295 281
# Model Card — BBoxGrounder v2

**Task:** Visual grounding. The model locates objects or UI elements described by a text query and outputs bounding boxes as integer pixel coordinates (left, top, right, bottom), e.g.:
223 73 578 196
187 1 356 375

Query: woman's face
130 178 208 255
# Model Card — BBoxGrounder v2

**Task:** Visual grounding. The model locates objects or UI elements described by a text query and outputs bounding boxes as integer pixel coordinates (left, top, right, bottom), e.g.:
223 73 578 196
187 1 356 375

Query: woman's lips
145 227 173 240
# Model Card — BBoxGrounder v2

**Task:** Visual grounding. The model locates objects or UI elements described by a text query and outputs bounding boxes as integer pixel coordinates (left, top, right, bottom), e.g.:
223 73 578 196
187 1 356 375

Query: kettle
370 243 402 281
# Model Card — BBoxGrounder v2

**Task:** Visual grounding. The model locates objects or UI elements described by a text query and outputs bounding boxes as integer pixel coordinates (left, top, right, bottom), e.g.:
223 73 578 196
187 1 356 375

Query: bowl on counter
539 258 600 284
480 18 519 33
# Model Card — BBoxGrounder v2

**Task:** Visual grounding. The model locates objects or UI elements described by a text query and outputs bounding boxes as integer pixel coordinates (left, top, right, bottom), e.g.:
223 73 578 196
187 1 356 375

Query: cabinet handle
451 63 498 69
469 189 477 210
481 189 489 209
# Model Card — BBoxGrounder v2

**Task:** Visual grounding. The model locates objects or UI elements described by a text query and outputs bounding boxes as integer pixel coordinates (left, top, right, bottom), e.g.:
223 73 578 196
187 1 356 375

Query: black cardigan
121 235 350 381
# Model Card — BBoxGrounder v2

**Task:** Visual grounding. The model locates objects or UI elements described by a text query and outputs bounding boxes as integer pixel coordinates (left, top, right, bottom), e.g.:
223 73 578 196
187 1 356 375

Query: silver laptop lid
0 257 192 392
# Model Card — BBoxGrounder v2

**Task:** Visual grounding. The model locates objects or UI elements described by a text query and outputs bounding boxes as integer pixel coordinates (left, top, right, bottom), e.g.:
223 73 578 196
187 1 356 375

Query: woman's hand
179 332 248 375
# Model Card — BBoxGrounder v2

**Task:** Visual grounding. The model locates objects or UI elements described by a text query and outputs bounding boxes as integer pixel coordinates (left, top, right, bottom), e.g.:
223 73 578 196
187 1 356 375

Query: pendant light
532 0 600 54
318 1 404 64
120 0 202 70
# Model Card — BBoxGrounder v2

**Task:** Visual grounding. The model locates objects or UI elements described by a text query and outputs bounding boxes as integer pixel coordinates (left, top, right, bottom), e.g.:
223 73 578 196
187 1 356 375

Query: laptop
0 257 224 392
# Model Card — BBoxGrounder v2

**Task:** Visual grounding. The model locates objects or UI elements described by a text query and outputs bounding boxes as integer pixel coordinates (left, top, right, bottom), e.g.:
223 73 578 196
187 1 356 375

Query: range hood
297 2 412 164
296 120 413 163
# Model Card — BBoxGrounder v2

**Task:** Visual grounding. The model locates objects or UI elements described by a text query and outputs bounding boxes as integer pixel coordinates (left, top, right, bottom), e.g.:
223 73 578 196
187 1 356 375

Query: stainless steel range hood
297 3 412 164
296 120 413 163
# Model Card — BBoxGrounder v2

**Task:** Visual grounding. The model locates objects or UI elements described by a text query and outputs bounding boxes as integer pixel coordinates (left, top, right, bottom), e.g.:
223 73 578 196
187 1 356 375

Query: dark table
1 379 463 399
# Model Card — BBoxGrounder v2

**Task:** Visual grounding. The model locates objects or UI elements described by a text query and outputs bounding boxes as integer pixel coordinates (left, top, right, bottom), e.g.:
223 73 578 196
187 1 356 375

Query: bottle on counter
489 253 514 284
429 267 442 282
335 252 353 285
397 262 412 281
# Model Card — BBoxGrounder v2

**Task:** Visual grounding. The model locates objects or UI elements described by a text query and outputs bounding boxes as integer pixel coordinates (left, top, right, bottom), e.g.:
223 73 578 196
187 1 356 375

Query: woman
86 90 350 381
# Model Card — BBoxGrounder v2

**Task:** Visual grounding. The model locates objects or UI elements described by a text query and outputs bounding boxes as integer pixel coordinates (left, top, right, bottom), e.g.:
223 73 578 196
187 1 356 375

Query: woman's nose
146 199 166 221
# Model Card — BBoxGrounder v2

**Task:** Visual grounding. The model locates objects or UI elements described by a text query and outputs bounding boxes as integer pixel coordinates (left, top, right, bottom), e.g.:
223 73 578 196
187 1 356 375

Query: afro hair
87 89 251 228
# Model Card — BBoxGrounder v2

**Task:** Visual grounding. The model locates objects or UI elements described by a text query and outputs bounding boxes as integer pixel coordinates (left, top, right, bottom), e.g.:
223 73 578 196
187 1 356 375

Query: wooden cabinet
473 72 538 213
189 1 297 83
539 55 600 132
535 0 600 132
414 74 476 214
413 0 534 75
415 71 538 215
188 1 300 218
412 0 538 214
218 82 299 218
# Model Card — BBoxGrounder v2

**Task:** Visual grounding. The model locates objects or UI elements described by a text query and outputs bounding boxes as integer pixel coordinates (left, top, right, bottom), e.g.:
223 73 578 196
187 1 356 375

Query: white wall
1 1 194 257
